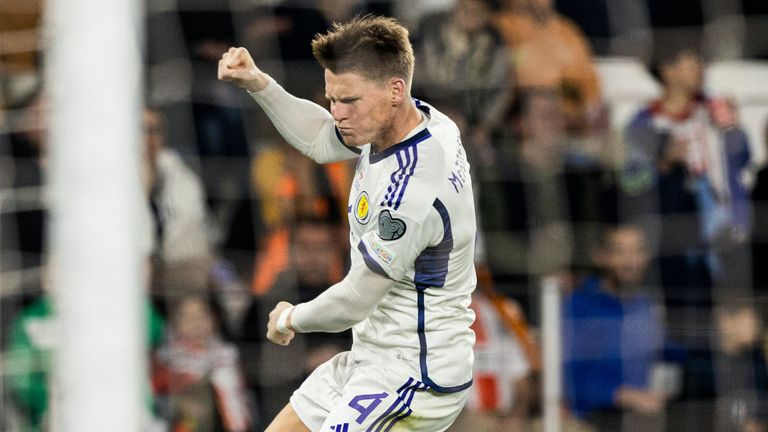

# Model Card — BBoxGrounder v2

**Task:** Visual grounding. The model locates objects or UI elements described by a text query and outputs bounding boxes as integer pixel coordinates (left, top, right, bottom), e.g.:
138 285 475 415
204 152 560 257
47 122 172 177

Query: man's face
325 69 395 147
293 223 336 286
717 308 760 352
597 228 650 287
663 51 703 95
454 0 491 34
174 297 215 344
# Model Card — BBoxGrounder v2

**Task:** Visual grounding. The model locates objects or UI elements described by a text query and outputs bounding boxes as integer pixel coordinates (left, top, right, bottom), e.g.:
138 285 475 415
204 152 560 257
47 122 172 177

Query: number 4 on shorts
348 392 389 424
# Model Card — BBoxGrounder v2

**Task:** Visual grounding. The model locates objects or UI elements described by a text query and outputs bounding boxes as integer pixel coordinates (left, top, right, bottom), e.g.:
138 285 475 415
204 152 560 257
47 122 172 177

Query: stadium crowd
1 0 768 431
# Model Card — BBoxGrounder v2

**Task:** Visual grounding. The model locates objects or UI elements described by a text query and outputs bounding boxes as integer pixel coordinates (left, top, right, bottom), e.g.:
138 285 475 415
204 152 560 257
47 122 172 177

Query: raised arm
218 47 359 163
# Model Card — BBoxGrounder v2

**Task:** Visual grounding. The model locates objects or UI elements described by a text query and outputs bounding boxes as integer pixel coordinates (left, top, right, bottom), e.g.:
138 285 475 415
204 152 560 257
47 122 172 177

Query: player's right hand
217 47 269 92
267 301 296 346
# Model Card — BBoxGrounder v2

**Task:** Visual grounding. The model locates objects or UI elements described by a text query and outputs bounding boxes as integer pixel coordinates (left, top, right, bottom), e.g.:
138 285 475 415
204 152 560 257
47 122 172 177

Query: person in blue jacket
563 223 666 431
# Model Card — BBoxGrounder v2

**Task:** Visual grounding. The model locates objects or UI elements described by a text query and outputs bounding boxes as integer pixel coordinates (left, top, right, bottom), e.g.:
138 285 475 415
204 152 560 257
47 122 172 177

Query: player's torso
345 103 477 392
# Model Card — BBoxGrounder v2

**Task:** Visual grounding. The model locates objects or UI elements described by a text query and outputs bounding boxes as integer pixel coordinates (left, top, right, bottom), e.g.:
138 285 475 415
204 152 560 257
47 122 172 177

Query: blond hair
311 15 414 88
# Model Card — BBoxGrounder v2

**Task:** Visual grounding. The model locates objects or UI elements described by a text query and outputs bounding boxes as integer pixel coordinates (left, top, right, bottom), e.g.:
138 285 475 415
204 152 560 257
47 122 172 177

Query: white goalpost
541 275 563 432
46 0 146 430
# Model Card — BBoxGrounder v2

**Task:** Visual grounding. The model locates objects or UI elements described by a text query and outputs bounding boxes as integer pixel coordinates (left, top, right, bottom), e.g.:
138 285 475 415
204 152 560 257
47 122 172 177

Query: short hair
311 15 414 87
648 35 702 82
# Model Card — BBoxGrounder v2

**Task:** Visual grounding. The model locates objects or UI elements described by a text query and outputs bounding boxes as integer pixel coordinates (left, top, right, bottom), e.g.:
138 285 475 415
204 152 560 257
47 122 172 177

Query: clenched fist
267 301 296 346
217 47 269 93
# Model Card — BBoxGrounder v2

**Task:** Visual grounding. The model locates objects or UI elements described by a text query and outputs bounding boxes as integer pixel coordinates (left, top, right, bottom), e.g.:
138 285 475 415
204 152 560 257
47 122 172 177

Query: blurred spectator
6 89 46 178
562 223 667 431
0 0 43 110
5 266 166 432
152 294 252 432
493 0 602 135
0 89 47 272
449 288 533 432
144 104 255 342
751 121 768 295
240 216 351 425
176 3 250 158
248 143 350 296
143 107 213 264
475 90 567 305
414 0 513 165
673 301 768 431
150 257 252 343
143 107 253 332
165 3 253 264
250 144 349 232
621 43 752 311
477 90 614 307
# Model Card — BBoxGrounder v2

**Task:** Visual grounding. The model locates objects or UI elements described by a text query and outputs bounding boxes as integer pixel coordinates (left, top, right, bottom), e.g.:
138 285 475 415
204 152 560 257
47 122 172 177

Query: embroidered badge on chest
355 191 371 224
378 210 406 240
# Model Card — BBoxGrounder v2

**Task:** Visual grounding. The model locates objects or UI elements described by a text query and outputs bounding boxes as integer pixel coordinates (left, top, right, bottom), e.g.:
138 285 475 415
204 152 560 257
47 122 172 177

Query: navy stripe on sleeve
357 240 391 279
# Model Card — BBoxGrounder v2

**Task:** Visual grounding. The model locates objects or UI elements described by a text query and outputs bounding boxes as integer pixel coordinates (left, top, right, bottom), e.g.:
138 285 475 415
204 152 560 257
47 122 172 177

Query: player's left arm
266 265 395 345
266 148 446 345
266 208 440 344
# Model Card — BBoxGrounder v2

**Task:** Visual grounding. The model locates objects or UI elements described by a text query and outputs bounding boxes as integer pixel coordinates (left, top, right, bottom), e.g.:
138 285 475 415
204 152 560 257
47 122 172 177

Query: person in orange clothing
494 0 602 134
249 143 351 296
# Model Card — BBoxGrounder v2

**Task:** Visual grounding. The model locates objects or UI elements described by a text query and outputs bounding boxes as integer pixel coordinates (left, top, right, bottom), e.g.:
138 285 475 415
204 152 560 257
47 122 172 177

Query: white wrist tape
276 306 294 334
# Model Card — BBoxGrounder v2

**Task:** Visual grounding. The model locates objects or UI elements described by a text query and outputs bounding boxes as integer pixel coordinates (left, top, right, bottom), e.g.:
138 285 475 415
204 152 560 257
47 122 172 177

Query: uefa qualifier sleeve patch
377 210 406 240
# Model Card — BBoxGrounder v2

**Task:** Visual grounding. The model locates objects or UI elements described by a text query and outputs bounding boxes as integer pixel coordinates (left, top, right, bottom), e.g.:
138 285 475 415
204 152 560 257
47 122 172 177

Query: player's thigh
265 403 312 432
319 369 468 432
290 351 356 431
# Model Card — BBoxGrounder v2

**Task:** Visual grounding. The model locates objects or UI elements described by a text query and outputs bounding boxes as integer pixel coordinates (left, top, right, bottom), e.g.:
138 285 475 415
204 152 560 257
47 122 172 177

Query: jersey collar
369 128 431 164
369 102 432 164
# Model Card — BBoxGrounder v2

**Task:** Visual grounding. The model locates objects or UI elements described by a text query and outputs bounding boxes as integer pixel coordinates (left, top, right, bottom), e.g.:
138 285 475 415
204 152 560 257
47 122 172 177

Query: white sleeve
248 77 360 163
289 265 394 333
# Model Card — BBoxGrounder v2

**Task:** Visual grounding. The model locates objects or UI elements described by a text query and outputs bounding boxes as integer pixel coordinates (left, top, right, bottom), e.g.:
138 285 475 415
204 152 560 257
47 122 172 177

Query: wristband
276 306 294 334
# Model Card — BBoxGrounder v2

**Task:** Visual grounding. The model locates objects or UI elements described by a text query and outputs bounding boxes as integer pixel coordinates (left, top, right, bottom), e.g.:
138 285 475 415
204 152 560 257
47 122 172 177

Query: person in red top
449 289 532 432
493 0 602 133
622 42 752 299
152 295 252 432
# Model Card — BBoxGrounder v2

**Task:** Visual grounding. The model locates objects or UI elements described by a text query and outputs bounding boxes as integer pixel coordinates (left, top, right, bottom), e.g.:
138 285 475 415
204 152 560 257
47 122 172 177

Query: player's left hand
267 301 295 346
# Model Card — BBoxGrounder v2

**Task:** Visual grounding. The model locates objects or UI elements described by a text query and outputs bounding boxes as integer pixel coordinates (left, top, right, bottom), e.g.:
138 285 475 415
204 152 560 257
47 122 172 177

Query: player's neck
371 101 423 154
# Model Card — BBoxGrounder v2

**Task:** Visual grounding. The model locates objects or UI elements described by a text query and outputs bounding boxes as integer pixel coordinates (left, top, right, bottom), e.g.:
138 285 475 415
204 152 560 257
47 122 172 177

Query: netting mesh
2 0 768 430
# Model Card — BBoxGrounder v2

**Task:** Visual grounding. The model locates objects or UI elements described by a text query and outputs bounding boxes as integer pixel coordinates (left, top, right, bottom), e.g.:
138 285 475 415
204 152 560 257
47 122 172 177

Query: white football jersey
250 81 477 394
344 100 477 393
